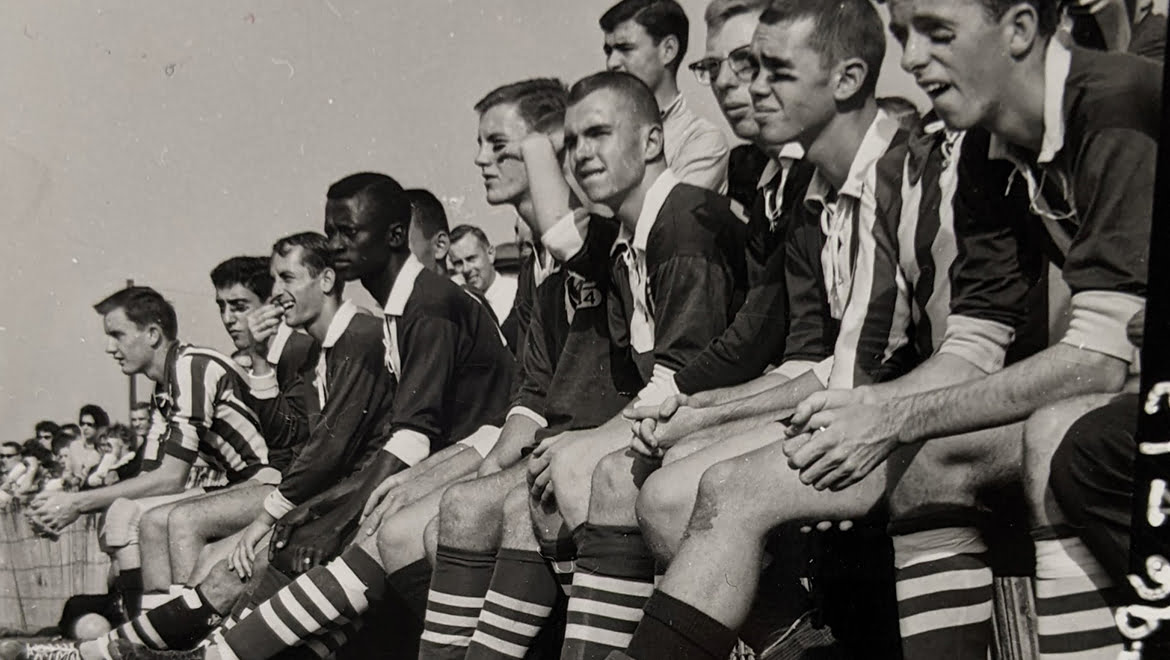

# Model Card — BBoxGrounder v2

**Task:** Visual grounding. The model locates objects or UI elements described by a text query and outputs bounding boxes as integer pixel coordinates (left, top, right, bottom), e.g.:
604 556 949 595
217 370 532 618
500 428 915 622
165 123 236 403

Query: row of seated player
13 0 1163 659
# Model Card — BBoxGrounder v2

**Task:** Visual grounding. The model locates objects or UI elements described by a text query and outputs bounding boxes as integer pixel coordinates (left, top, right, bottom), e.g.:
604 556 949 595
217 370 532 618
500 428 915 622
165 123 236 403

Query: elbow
1070 356 1130 396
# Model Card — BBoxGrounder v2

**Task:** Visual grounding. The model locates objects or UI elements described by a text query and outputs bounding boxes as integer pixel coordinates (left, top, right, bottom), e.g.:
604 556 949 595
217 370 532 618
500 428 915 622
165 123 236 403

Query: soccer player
407 188 452 276
27 287 276 616
601 0 731 191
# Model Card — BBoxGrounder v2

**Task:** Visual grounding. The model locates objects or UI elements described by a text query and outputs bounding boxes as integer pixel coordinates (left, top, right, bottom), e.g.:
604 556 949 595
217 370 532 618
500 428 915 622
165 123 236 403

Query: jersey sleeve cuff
247 370 280 400
635 365 680 408
937 315 1014 375
771 357 833 387
381 430 431 467
507 406 548 429
1060 291 1144 362
263 489 298 520
540 209 589 263
457 425 502 459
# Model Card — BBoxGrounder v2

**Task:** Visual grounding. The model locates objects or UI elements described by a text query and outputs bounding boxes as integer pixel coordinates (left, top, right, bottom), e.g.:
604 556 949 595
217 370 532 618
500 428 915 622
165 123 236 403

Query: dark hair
984 0 1060 37
94 286 179 341
79 404 110 429
760 0 886 98
22 440 56 466
272 232 333 278
130 401 152 414
100 423 137 450
474 78 569 134
601 0 690 73
407 189 451 240
326 172 412 237
51 429 78 454
449 224 492 250
35 420 60 437
2 441 21 454
568 71 662 128
705 0 769 29
210 256 274 300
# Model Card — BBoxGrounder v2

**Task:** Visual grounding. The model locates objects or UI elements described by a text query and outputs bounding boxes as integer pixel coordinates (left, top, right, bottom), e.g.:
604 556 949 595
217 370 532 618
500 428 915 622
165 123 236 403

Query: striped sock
97 586 222 654
465 548 562 659
892 526 994 659
561 524 656 660
218 544 386 660
1033 528 1125 658
418 546 498 659
539 529 577 595
139 592 174 613
625 590 740 660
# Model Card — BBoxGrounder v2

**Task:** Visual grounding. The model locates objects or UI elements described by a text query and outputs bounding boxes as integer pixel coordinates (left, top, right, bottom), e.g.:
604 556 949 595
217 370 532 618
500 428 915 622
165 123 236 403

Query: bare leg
166 485 271 585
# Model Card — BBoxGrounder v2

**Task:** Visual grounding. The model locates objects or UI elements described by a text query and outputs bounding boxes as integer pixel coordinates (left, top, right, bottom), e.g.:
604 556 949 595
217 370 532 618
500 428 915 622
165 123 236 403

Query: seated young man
101 173 516 660
72 233 397 660
25 287 276 631
625 0 1157 658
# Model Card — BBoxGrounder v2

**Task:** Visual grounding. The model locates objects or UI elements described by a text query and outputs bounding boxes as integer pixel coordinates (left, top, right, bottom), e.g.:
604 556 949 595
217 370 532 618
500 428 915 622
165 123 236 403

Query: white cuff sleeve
263 489 298 520
266 323 294 365
457 425 502 459
540 209 589 263
248 370 280 400
507 406 549 429
772 357 833 386
937 314 1014 375
1060 291 1144 363
635 365 680 407
381 430 431 467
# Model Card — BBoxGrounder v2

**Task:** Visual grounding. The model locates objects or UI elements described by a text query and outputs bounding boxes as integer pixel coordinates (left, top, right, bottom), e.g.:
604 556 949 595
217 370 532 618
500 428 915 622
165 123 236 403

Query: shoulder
176 345 243 385
1066 46 1162 140
650 184 740 256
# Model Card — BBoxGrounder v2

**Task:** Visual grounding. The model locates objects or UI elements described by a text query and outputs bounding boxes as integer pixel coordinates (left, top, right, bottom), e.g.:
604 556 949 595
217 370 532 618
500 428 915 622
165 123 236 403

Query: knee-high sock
540 528 578 595
217 544 386 660
624 591 740 660
95 586 222 658
115 568 145 618
561 524 656 660
465 548 562 659
418 546 498 659
892 525 994 660
1033 528 1125 658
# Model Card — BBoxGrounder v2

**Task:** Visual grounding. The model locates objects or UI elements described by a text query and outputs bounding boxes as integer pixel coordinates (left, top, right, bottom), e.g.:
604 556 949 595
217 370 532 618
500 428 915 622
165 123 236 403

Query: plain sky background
1 0 931 433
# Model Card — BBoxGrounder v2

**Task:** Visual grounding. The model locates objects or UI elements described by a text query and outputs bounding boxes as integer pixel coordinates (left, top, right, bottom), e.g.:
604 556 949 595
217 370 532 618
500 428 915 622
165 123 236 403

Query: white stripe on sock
469 630 528 658
426 590 487 609
420 630 474 647
900 602 994 638
257 600 302 647
479 609 543 637
484 590 555 617
325 560 371 614
424 609 482 628
572 573 655 598
277 587 325 637
562 623 634 648
897 567 994 601
566 598 645 622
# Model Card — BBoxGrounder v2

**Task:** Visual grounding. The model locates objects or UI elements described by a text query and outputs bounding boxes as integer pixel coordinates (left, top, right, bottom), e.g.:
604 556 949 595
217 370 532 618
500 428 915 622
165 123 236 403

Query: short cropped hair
94 286 179 341
327 172 413 234
985 0 1060 37
210 256 274 300
474 78 569 134
23 440 55 465
601 0 690 72
79 404 110 429
272 232 334 278
568 71 662 128
705 0 769 30
35 421 60 437
131 401 152 414
407 189 450 240
51 428 78 454
449 224 492 251
2 441 21 455
760 0 886 98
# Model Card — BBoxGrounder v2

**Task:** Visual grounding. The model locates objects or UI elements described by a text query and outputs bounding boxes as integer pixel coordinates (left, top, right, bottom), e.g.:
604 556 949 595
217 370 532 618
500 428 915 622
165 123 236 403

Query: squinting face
604 20 668 91
707 13 763 140
888 0 1012 130
564 89 650 208
270 247 328 328
475 103 533 208
98 434 125 457
103 308 154 376
129 409 151 437
325 199 392 282
215 284 264 350
748 18 837 148
448 235 496 293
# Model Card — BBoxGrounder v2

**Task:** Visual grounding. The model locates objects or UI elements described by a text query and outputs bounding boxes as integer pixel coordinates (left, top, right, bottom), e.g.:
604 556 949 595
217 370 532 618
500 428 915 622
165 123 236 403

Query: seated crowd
12 0 1165 659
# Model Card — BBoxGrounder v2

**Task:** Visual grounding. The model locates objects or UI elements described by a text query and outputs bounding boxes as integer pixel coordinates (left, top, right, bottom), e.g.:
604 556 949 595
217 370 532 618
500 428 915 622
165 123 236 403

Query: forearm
894 343 1130 443
76 468 186 513
866 353 987 401
400 445 481 495
693 370 823 429
484 416 540 469
688 372 790 408
521 136 575 237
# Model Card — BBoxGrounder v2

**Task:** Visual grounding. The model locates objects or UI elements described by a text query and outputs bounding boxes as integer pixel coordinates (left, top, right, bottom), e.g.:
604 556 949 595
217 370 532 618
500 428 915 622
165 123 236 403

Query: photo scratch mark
271 58 295 79
322 0 341 18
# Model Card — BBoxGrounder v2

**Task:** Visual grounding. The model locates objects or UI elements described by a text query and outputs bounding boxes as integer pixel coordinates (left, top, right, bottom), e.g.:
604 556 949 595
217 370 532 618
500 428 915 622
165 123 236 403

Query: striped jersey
142 342 269 483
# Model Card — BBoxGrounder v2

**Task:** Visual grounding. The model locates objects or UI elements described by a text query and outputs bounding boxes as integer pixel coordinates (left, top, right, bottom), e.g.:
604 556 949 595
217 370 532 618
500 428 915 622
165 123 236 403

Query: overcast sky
0 0 927 434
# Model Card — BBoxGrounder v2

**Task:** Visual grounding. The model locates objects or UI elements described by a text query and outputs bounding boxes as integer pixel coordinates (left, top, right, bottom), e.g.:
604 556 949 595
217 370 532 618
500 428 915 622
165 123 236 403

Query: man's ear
319 267 338 296
432 231 450 262
146 324 164 349
643 123 666 162
657 34 680 71
387 222 408 249
832 57 870 104
1003 2 1042 58
486 243 497 264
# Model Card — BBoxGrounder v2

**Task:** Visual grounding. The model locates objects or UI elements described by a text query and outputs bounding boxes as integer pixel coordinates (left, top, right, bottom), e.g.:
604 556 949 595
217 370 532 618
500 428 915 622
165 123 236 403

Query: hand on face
245 305 285 353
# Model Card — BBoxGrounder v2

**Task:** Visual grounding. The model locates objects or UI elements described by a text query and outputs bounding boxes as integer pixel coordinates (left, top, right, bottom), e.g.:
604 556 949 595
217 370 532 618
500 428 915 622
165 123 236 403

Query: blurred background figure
128 402 153 449
78 404 110 449
34 421 60 451
448 223 518 325
86 424 142 488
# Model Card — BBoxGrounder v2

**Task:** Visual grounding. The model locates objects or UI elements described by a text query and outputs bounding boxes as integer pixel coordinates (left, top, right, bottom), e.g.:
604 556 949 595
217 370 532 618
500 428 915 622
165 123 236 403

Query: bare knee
589 451 640 512
200 559 246 610
438 479 502 541
139 506 169 540
423 517 439 566
548 446 593 514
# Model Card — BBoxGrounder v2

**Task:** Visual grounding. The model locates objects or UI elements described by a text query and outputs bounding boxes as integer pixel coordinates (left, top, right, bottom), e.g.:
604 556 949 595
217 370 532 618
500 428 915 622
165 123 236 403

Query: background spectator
34 421 60 450
128 402 152 447
78 404 110 447
86 424 141 488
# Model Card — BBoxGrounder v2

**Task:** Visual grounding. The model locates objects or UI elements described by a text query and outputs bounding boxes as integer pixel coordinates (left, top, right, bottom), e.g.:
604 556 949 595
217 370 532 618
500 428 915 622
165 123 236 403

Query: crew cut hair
760 0 886 98
567 71 662 128
94 286 178 341
407 189 451 240
705 0 769 30
449 224 492 250
326 172 413 235
600 0 690 72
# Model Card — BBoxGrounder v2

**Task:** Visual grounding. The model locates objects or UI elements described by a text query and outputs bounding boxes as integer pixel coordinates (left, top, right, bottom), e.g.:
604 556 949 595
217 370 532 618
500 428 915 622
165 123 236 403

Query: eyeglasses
727 45 759 84
0 453 18 459
688 45 757 85
79 420 96 427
